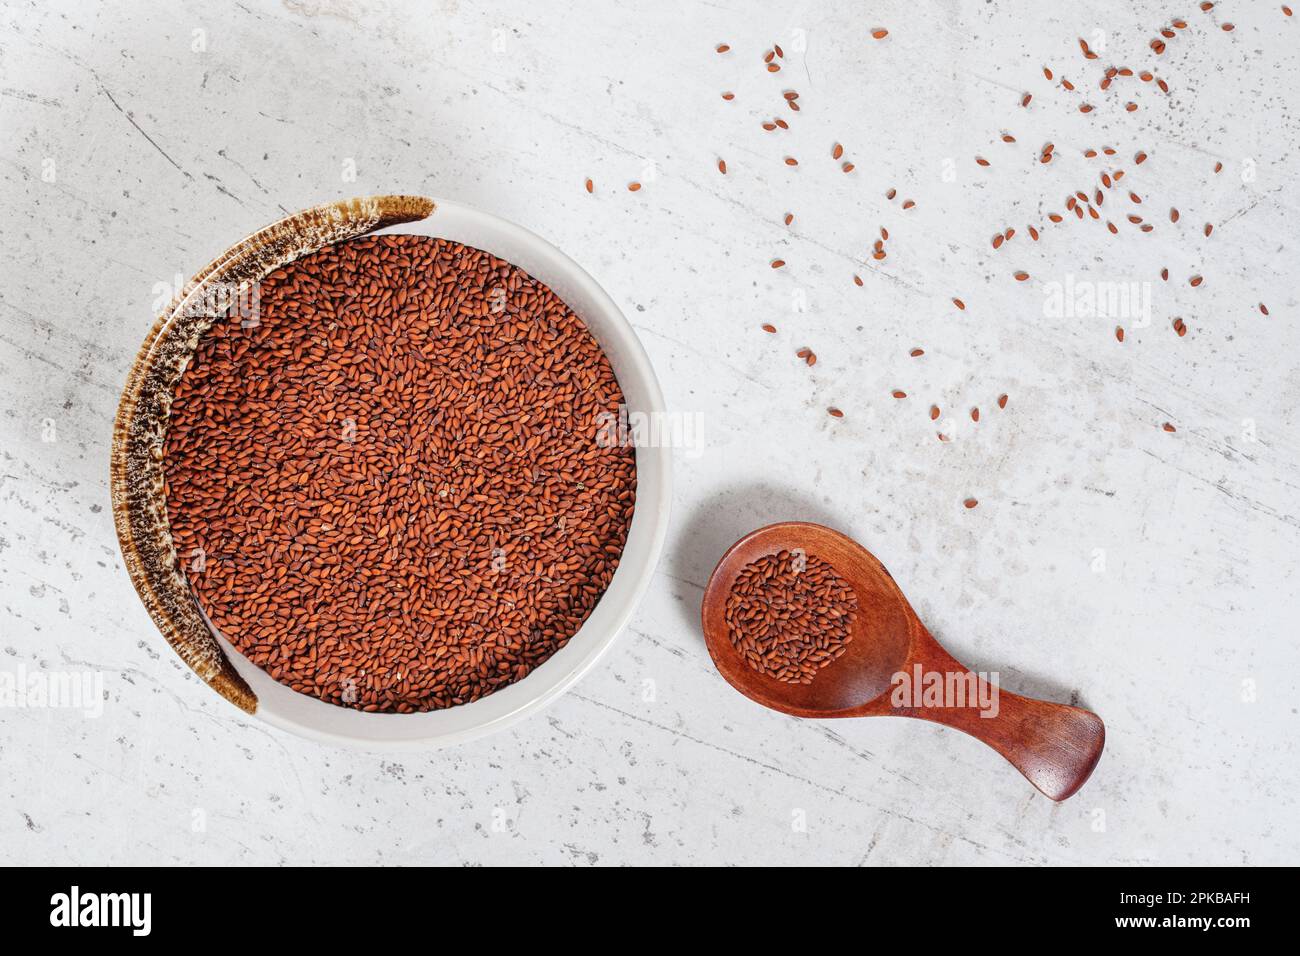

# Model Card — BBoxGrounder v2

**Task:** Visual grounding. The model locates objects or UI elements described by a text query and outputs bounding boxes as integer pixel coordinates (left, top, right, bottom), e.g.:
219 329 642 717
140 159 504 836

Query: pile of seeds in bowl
725 551 858 683
163 234 637 713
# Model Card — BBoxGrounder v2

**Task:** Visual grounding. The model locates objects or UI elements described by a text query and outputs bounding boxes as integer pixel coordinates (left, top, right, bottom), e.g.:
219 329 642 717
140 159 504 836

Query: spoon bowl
702 522 1105 801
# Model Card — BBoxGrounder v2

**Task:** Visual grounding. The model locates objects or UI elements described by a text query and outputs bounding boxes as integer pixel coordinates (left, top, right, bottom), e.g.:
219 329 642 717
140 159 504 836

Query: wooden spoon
701 522 1105 801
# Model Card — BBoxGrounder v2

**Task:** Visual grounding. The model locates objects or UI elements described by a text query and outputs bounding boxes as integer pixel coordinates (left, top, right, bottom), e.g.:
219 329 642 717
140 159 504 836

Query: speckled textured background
2 0 1297 865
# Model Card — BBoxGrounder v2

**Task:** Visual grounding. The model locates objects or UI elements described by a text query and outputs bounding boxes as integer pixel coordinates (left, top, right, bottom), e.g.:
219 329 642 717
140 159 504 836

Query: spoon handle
893 633 1105 801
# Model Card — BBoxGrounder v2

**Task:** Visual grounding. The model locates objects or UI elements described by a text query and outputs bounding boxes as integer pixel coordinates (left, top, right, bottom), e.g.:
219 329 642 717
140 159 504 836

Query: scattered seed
871 28 889 39
1116 326 1125 342
997 394 1008 409
784 212 794 225
771 259 786 269
1204 223 1213 237
716 43 730 53
1014 271 1030 281
1190 275 1203 287
952 297 966 311
910 348 925 357
718 159 727 174
1260 303 1270 315
828 407 844 418
930 405 940 420
892 389 907 399
628 182 642 192
970 407 980 422
762 323 777 333
833 143 844 159
585 178 594 193
963 498 979 509
1163 422 1177 432
784 156 799 166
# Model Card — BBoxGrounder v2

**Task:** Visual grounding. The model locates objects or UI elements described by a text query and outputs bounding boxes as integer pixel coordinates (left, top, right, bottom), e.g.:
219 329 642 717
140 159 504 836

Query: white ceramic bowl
212 200 671 748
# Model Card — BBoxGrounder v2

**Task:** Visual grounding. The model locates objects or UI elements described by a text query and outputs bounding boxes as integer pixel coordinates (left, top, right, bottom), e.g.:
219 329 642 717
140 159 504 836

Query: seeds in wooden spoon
724 552 858 685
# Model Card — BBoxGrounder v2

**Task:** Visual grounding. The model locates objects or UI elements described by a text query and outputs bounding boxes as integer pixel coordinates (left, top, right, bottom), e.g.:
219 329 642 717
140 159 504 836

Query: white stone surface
2 0 1298 865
